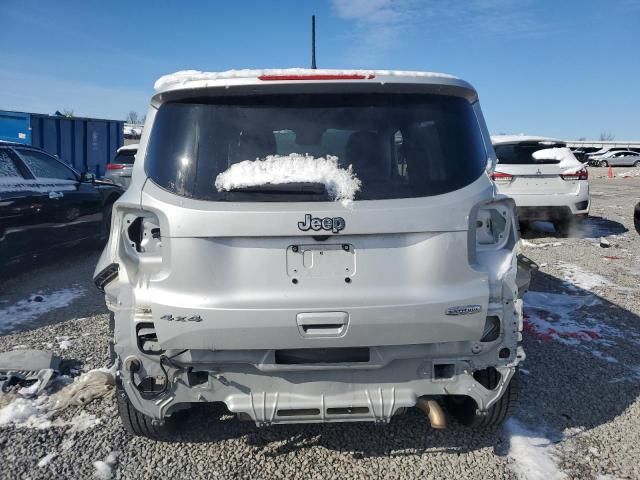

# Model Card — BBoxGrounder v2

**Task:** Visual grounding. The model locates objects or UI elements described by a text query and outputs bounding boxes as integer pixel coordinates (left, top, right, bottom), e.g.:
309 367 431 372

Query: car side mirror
81 172 96 183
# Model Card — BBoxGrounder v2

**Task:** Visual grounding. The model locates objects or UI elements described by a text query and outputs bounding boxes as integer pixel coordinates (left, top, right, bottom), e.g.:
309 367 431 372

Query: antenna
311 15 317 69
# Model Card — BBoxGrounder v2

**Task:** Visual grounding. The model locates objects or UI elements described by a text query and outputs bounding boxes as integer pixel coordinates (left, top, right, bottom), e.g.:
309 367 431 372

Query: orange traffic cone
608 165 614 179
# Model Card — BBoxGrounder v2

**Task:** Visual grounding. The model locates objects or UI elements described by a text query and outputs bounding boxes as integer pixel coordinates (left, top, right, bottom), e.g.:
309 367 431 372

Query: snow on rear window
214 154 361 203
532 147 581 168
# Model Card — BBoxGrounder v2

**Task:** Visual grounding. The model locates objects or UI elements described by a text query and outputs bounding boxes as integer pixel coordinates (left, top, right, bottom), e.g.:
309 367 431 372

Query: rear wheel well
101 194 119 238
103 193 119 209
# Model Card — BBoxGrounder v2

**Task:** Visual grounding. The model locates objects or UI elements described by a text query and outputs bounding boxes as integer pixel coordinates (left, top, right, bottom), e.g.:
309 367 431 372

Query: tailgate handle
296 312 348 338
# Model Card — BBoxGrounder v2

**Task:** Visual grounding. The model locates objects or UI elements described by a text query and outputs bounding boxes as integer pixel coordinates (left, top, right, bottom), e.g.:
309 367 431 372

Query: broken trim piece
94 263 119 292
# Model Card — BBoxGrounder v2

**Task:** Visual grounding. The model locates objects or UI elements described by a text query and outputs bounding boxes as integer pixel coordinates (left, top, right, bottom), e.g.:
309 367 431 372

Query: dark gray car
597 150 640 167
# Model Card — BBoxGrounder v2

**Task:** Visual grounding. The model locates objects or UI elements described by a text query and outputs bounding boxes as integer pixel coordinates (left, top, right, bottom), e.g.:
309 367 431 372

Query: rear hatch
493 142 582 195
135 88 495 351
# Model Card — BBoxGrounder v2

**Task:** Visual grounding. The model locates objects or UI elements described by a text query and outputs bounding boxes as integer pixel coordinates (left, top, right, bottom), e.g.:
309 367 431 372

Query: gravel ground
0 171 639 480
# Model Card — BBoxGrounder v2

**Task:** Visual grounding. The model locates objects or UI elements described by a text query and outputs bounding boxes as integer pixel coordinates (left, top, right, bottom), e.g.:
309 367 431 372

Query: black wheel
554 218 573 237
634 202 640 235
599 160 608 167
116 383 176 440
446 368 519 429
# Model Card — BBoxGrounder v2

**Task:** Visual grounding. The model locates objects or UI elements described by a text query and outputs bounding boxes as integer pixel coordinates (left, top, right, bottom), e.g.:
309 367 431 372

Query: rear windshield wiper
220 182 330 201
227 182 327 194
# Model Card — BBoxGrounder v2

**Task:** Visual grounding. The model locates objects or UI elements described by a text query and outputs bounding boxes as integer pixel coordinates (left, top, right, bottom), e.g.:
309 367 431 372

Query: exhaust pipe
415 398 447 429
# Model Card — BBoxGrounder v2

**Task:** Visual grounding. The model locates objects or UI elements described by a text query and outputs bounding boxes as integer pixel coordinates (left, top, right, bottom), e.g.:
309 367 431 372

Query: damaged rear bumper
118 340 525 425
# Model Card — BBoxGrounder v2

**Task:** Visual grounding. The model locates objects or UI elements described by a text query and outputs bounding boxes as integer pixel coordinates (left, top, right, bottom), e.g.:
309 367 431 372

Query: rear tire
634 160 640 167
446 368 519 429
116 383 176 440
554 218 573 237
599 160 608 167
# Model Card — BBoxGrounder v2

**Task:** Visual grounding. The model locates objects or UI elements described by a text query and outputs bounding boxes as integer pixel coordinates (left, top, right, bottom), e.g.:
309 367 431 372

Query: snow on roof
491 134 565 145
117 144 138 152
154 68 461 93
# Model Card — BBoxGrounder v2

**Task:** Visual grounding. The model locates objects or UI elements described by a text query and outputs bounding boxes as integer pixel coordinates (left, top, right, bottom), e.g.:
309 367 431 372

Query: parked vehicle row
0 141 123 266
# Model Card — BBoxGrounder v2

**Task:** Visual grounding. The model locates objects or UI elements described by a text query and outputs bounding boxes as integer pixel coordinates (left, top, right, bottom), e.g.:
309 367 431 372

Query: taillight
490 171 514 184
107 163 125 170
560 168 588 181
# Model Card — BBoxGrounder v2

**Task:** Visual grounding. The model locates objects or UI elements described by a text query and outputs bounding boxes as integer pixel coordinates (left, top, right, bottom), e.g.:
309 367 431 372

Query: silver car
94 69 526 439
595 150 640 167
104 144 137 188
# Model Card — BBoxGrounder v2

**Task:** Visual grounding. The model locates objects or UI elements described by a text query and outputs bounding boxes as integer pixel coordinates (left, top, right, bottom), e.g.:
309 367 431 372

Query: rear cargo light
560 168 588 181
490 171 514 184
107 163 125 170
258 74 375 81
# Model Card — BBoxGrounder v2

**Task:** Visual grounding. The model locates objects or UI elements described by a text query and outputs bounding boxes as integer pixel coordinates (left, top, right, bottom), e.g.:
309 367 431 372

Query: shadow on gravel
0 243 107 334
141 270 639 460
521 216 627 240
505 270 640 460
167 403 503 456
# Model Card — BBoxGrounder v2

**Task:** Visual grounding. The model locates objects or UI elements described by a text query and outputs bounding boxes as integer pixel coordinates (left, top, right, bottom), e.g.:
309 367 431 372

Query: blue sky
0 0 638 139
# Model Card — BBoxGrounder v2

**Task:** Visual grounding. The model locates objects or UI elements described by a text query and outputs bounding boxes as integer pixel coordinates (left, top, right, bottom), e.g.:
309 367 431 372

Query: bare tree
599 132 615 141
577 137 586 141
61 109 74 118
127 111 139 124
140 114 146 125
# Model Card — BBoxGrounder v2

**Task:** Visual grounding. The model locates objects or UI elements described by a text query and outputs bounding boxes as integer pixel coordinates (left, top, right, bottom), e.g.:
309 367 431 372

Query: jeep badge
298 214 345 233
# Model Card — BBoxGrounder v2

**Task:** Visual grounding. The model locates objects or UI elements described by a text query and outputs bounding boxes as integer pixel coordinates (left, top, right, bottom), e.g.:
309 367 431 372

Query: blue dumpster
0 110 124 177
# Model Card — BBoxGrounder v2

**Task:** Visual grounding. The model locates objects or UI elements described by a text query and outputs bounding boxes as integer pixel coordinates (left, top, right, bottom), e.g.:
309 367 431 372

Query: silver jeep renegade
94 69 526 439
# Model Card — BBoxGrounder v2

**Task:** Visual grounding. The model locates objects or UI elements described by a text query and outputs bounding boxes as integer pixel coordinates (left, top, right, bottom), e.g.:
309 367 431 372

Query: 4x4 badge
298 214 345 233
161 314 202 322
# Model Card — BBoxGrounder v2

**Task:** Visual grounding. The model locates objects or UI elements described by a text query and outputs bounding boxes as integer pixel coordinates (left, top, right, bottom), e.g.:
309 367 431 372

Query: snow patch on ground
523 291 620 346
0 286 85 333
93 451 119 480
66 411 102 433
557 262 613 291
610 365 640 383
0 369 113 430
521 240 564 248
0 395 52 429
505 418 566 480
214 153 361 203
589 350 618 363
56 336 72 350
37 452 57 467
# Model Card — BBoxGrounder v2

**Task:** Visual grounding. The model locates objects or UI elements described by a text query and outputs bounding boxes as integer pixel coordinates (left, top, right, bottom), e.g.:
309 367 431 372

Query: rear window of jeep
145 93 487 201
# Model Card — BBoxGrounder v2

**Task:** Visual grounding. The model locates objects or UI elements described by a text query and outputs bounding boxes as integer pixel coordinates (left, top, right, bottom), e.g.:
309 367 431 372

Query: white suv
95 69 526 439
491 135 590 234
